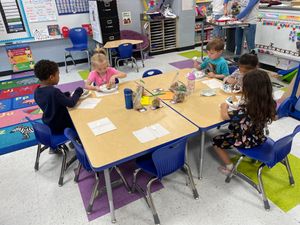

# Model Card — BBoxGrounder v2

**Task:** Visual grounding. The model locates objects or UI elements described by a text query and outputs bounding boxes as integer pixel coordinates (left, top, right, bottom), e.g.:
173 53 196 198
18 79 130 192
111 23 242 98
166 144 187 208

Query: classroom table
140 69 232 179
68 81 198 223
103 39 144 67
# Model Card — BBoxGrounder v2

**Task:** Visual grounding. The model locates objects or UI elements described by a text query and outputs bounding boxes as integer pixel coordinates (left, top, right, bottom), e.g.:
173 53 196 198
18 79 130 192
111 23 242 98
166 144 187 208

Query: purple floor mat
77 160 164 221
56 80 85 92
169 59 194 69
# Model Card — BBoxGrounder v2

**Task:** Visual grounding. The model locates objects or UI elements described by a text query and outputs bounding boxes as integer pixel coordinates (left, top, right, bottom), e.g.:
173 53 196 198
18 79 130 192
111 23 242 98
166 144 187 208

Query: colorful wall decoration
6 44 35 72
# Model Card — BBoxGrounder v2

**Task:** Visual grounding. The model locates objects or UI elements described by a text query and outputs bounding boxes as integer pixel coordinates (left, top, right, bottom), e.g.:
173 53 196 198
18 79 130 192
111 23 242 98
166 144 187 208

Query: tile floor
1 49 300 225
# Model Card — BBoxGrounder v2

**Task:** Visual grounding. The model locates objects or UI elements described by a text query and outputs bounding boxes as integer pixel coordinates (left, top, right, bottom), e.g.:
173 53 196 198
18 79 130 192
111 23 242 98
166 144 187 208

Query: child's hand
108 76 116 86
74 87 83 95
220 102 229 110
207 72 216 78
225 77 237 84
193 60 200 69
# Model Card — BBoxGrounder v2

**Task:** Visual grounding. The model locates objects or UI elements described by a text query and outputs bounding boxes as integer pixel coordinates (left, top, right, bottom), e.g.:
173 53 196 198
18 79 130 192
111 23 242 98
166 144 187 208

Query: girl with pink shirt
85 47 127 91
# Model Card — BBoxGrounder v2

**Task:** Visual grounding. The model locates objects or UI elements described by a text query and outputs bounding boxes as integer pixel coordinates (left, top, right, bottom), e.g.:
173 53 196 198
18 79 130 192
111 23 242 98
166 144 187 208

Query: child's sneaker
218 166 232 176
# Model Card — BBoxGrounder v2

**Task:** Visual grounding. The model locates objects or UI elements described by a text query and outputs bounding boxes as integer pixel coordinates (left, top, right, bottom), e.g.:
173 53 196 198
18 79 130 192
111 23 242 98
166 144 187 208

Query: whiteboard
0 0 91 45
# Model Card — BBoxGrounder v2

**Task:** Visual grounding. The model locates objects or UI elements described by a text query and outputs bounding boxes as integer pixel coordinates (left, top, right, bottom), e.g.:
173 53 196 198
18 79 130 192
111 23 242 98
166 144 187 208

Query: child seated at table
212 69 276 174
223 53 258 90
34 60 83 134
85 46 127 91
193 38 229 80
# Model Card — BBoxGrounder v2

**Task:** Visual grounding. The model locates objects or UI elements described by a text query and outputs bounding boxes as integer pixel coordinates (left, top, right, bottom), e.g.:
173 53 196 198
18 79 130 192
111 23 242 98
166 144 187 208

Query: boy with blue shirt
194 38 229 80
34 60 83 134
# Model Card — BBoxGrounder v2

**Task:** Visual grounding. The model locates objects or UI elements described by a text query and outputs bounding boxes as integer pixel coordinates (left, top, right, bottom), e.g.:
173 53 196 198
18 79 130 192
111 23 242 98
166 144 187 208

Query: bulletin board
0 0 90 46
255 10 300 57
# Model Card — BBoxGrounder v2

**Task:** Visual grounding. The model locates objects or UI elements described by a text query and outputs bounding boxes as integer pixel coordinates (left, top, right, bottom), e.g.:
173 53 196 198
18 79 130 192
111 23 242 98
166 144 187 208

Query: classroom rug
77 160 164 221
78 70 89 80
178 50 207 59
0 74 84 155
169 59 194 69
234 154 300 213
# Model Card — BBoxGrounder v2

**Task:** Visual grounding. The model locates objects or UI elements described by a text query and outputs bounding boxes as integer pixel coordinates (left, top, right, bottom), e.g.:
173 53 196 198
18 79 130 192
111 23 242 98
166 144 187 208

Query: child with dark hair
213 69 276 174
194 38 229 79
34 60 83 134
224 53 258 89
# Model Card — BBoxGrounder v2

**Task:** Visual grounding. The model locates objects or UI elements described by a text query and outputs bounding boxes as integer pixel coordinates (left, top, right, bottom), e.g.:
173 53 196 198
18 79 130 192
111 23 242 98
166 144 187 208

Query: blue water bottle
124 88 133 109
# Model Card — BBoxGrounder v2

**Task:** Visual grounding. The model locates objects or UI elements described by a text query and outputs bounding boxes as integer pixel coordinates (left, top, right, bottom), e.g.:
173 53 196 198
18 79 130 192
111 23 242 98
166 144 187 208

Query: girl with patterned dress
213 69 277 174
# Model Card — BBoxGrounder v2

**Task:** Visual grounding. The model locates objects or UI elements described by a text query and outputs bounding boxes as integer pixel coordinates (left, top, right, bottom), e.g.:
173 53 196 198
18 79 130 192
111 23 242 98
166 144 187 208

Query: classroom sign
6 44 35 72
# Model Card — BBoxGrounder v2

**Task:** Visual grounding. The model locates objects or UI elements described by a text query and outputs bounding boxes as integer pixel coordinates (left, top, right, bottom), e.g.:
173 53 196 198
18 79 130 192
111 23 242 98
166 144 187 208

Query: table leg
201 20 205 60
104 169 116 223
198 131 205 180
140 44 145 67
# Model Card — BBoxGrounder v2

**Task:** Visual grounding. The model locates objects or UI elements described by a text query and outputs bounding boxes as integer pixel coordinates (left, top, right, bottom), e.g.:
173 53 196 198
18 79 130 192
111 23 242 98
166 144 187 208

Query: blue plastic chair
229 65 238 74
277 64 300 120
142 69 162 78
25 117 75 187
64 27 90 73
64 128 130 214
131 137 199 225
225 125 300 210
115 43 139 72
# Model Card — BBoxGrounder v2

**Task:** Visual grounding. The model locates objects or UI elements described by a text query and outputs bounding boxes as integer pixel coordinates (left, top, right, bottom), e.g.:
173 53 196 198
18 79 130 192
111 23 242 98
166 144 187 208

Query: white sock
226 163 233 170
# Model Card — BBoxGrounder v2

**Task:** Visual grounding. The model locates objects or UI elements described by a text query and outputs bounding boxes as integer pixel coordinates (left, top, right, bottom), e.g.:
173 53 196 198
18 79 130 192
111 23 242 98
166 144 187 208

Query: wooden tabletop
69 81 198 169
103 39 143 49
141 69 233 129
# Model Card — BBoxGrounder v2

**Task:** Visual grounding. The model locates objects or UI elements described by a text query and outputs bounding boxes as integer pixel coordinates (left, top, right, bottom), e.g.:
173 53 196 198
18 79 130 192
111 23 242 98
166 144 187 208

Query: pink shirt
87 67 118 86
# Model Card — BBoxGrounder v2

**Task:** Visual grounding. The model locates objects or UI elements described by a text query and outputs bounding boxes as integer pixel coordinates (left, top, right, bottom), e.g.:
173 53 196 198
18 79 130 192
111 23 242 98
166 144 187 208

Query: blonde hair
91 44 108 70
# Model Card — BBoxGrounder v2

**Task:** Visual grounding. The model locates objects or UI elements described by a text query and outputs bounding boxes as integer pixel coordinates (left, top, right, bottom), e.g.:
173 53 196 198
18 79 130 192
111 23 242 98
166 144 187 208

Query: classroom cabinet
89 0 120 44
141 16 178 54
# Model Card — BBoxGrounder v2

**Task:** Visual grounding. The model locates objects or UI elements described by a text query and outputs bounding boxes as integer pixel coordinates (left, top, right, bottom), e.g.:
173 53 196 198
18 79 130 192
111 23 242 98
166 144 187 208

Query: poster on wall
23 0 57 22
6 44 35 72
122 12 132 25
89 1 102 43
55 0 89 15
0 0 33 45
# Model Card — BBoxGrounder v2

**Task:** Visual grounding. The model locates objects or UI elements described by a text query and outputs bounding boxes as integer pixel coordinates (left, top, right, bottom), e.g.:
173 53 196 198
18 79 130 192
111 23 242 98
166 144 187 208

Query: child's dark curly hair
34 60 58 81
242 69 276 129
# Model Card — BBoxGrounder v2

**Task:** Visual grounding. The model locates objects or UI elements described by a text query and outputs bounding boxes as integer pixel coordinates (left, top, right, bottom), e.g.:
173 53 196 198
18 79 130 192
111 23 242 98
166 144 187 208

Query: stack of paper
133 123 170 143
94 91 119 97
87 117 117 136
76 98 101 109
202 79 223 89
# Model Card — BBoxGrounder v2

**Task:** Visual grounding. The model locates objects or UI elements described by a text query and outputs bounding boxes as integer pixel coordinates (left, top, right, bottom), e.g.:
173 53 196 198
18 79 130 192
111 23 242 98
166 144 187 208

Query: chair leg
282 157 295 186
146 177 160 225
183 163 199 200
257 163 270 210
70 52 76 67
116 59 120 69
225 155 244 183
132 57 139 72
131 168 142 193
87 172 100 214
114 166 131 192
64 51 68 73
86 50 91 71
58 147 68 187
34 144 48 171
74 162 82 183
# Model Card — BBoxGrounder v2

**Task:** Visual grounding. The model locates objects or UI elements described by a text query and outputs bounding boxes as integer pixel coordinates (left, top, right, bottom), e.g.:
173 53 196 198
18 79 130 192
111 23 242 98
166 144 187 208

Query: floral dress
213 106 266 149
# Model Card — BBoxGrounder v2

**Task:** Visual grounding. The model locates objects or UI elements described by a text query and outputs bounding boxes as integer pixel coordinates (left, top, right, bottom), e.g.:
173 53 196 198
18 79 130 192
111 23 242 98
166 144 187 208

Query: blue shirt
34 85 82 134
201 57 229 76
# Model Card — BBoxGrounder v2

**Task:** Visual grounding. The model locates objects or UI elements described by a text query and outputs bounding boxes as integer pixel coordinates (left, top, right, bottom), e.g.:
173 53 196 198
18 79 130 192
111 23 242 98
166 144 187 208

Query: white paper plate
194 71 206 79
225 96 239 110
220 85 241 94
98 84 118 93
